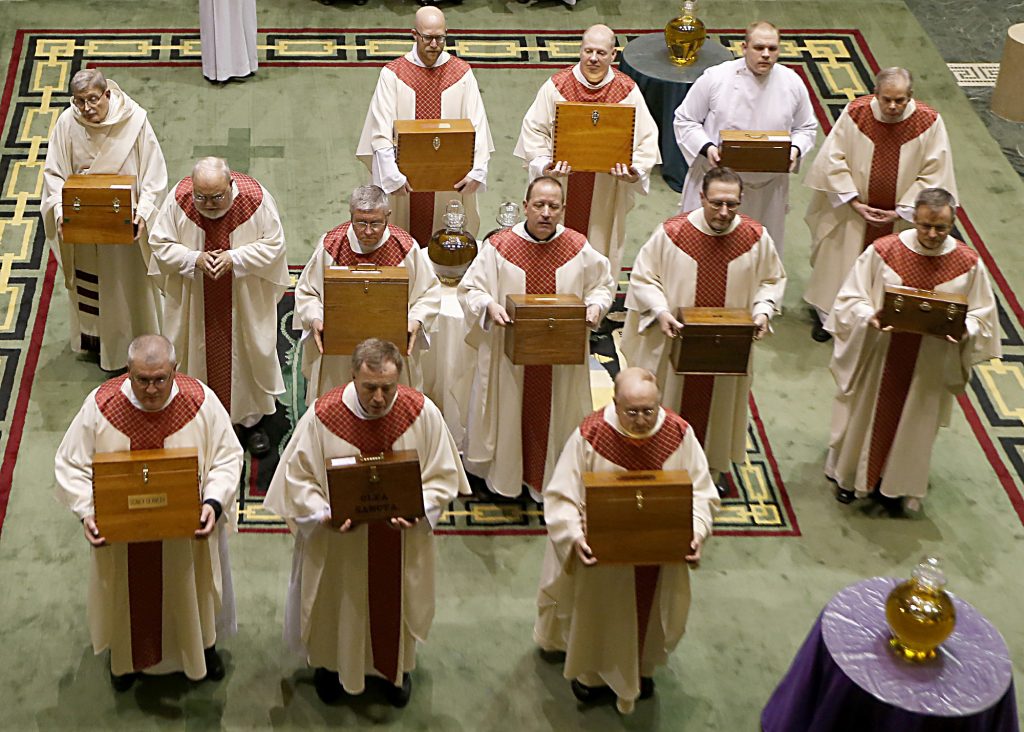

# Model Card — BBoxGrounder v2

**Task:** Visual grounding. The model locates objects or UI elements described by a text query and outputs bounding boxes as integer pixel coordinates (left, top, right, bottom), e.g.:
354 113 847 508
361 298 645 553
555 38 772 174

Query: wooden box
671 307 756 375
62 174 137 245
92 448 201 543
880 284 968 341
552 102 635 173
718 130 792 173
325 449 425 526
504 294 587 365
394 118 475 192
323 263 409 355
584 470 693 565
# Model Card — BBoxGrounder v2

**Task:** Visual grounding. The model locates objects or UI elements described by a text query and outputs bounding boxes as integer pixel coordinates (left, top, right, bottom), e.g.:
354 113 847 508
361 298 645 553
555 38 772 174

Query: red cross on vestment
662 214 762 447
865 235 978 490
491 227 586 492
551 67 636 237
847 96 938 248
322 222 416 266
174 174 264 417
580 408 689 675
94 374 206 671
388 55 471 248
314 384 425 685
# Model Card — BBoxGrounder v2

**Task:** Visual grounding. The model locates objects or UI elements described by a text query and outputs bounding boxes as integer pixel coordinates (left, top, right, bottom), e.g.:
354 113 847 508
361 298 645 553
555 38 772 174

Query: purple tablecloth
762 578 1019 732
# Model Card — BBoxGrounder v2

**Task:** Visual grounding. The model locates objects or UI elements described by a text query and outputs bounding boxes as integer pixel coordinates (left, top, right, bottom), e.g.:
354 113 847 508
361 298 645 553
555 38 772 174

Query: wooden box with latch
325 449 424 526
394 118 475 192
323 263 409 355
670 307 756 375
503 293 587 365
718 130 792 173
880 284 968 340
61 174 137 244
553 102 636 173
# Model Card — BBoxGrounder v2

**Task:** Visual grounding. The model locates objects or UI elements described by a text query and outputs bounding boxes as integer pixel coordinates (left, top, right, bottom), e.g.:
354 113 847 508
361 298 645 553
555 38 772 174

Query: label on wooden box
553 102 636 173
326 449 425 525
394 119 475 192
92 447 201 543
880 284 968 340
671 307 755 375
504 293 587 365
584 470 693 565
62 173 137 245
323 264 409 355
718 130 792 173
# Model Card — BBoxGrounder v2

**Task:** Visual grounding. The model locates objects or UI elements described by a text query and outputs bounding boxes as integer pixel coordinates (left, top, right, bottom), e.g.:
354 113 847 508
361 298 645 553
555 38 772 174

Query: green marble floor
1 1 1022 729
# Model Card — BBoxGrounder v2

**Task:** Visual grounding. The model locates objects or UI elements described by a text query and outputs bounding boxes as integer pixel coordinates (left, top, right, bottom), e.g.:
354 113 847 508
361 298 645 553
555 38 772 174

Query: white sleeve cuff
181 249 201 279
828 191 858 208
896 204 915 222
372 147 408 194
227 249 249 277
527 156 551 181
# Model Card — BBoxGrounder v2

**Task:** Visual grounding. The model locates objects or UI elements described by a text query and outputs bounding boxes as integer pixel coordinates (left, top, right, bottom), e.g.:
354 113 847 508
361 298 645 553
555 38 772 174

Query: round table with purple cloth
761 577 1018 732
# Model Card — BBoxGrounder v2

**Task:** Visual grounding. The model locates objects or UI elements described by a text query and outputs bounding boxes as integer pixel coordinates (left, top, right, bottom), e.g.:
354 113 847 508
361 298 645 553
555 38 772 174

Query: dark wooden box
584 470 693 565
326 449 425 525
62 173 137 245
394 118 475 192
670 307 755 375
880 284 968 340
504 293 587 365
718 130 792 173
323 263 409 355
553 102 636 173
92 447 200 543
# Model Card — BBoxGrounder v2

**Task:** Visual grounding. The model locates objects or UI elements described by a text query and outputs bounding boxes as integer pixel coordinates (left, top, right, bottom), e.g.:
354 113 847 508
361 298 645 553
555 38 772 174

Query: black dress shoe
204 646 225 681
109 670 137 692
873 491 905 517
715 475 730 499
314 667 344 704
571 679 611 703
384 673 412 708
811 319 832 342
835 487 856 504
247 427 271 457
639 676 655 699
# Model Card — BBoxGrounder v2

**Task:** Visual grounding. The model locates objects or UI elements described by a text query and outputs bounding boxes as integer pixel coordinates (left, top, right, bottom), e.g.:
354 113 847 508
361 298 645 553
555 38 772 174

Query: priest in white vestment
673 21 817 260
356 6 494 247
148 157 288 455
200 0 258 83
535 368 719 715
294 185 441 406
54 335 242 688
804 68 957 341
265 338 468 706
621 168 785 481
514 24 660 280
824 189 1000 513
457 176 616 500
41 69 166 371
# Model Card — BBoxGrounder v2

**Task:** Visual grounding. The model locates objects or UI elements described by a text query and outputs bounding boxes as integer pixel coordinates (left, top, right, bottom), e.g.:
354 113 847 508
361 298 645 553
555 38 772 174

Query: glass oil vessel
885 557 957 662
665 1 707 67
427 200 478 286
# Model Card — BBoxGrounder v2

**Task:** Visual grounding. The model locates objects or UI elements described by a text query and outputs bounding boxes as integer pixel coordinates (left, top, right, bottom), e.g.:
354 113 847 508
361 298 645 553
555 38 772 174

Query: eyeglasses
71 93 105 109
352 219 388 231
415 32 447 46
706 200 741 211
131 374 170 388
621 407 657 419
193 192 228 204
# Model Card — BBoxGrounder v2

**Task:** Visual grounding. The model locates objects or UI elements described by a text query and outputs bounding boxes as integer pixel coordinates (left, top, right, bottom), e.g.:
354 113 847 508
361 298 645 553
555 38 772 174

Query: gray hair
70 69 107 95
351 338 404 376
875 67 913 93
915 187 956 213
192 156 232 185
349 185 390 214
127 334 176 368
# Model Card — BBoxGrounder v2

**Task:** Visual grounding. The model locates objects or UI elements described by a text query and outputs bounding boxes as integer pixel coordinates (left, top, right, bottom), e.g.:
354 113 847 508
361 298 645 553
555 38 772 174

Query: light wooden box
553 102 635 173
323 263 409 355
394 118 475 192
62 174 137 245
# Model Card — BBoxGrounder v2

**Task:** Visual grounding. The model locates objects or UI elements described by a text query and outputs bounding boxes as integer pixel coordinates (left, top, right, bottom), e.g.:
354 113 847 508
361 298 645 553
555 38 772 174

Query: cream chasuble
293 222 441 405
41 80 167 370
265 383 467 694
536 404 718 703
824 231 1000 499
356 47 494 246
148 174 289 424
54 375 242 679
621 209 785 473
514 64 660 278
803 96 957 315
457 222 616 497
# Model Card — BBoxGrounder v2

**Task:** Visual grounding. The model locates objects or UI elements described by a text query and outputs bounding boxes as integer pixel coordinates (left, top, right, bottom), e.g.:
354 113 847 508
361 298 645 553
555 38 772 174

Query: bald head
582 24 616 51
579 24 617 84
70 69 107 96
613 368 661 437
127 334 176 369
413 5 447 67
614 367 660 402
414 5 445 31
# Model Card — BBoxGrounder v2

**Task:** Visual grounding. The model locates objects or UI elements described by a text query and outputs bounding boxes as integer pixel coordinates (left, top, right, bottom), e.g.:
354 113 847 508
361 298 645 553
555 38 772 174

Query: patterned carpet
2 28 1021 538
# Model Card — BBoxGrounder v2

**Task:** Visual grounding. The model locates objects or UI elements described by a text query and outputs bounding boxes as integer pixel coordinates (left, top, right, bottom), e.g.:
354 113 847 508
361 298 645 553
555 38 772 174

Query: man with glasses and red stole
55 335 242 691
294 184 441 405
265 338 468 707
535 367 719 716
41 69 167 372
824 188 1000 515
148 156 289 457
621 167 786 495
356 5 494 245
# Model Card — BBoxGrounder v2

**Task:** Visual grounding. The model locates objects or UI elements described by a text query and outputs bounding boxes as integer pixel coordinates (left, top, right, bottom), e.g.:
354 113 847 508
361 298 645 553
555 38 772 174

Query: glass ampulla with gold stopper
427 199 478 286
664 0 707 67
884 556 957 662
